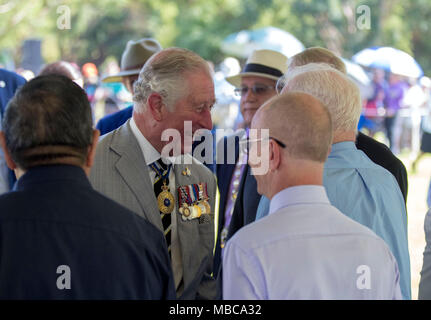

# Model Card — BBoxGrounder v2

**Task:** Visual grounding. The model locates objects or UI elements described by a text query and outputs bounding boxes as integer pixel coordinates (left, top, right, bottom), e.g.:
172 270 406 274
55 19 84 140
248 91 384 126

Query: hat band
243 63 283 78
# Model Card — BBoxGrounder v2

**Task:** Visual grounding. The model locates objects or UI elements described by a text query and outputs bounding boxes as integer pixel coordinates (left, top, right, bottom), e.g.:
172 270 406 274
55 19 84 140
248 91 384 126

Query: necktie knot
150 159 171 179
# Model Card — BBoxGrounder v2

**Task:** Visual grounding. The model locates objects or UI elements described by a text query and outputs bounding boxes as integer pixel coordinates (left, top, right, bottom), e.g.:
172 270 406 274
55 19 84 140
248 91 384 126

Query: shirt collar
269 185 330 215
130 117 176 166
330 141 356 153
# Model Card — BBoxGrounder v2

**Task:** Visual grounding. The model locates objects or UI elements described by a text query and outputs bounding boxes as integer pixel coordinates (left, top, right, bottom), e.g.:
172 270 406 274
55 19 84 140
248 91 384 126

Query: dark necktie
151 159 172 254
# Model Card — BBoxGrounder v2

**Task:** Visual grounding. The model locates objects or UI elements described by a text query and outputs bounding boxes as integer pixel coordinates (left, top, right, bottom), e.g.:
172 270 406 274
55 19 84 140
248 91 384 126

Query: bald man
223 92 402 300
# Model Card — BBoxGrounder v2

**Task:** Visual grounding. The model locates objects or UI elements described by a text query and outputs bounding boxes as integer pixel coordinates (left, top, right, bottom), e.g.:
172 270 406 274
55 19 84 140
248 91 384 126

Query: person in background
0 75 175 299
0 68 26 194
384 73 407 154
223 92 402 300
96 38 162 135
215 49 288 275
39 61 84 88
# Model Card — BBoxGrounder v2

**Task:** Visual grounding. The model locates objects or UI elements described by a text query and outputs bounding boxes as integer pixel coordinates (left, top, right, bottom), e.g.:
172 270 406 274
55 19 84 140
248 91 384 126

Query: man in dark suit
0 75 175 299
214 49 288 274
0 68 26 193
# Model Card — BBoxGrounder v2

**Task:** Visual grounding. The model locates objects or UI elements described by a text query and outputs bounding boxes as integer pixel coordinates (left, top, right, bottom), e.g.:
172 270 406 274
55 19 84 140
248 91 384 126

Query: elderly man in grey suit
90 47 218 299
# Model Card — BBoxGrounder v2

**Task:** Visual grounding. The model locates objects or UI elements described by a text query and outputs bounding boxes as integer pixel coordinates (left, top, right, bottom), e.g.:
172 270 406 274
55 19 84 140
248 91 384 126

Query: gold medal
192 204 202 218
182 167 191 176
179 203 191 220
157 181 174 214
201 200 211 214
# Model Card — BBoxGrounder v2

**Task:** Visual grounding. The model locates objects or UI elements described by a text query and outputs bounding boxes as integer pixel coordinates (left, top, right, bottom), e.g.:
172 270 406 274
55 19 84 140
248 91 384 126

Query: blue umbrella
352 46 423 78
221 26 305 58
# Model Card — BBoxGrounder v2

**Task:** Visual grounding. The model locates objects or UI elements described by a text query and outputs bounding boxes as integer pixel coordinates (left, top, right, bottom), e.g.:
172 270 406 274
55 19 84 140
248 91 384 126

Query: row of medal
178 183 211 221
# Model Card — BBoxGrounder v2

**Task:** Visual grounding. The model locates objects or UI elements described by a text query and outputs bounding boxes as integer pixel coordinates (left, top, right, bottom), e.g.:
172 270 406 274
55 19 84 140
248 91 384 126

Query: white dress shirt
223 185 403 300
130 117 183 290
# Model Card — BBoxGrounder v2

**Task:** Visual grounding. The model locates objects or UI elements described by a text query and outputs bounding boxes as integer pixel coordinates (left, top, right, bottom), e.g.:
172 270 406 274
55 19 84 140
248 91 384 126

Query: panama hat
102 38 162 83
225 49 288 87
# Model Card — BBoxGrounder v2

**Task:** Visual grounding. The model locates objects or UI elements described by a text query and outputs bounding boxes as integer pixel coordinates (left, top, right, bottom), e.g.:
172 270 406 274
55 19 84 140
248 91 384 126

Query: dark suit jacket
214 132 261 273
0 165 176 299
96 105 133 136
0 69 26 189
214 134 240 273
356 131 408 203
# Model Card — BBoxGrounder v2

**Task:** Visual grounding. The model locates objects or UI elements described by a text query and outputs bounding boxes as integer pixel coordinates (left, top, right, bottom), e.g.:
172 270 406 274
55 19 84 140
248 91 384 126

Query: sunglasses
234 85 275 97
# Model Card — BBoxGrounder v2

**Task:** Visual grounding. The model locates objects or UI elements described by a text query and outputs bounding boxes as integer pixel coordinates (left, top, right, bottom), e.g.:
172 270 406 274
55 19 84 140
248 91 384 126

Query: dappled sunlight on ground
399 153 430 300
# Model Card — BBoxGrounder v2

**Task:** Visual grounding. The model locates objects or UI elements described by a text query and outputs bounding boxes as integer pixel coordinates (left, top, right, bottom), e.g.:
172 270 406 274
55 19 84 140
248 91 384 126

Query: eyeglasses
234 85 275 97
240 136 286 154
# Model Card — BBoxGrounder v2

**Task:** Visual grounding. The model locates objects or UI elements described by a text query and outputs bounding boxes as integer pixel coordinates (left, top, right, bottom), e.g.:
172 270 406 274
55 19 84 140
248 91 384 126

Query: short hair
258 92 333 163
39 61 83 81
2 75 93 169
282 63 362 134
133 47 211 112
288 47 347 74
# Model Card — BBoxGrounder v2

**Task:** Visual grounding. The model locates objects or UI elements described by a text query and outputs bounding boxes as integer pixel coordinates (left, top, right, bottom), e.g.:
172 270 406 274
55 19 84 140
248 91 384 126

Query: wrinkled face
162 70 215 155
240 76 277 128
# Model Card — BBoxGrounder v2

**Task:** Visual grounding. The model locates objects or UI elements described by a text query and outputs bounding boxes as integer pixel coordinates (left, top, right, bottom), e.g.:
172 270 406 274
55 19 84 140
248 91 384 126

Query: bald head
253 91 333 163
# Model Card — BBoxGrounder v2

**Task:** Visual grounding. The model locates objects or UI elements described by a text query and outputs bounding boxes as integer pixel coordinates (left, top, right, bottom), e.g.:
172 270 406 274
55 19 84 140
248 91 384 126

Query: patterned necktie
151 159 172 254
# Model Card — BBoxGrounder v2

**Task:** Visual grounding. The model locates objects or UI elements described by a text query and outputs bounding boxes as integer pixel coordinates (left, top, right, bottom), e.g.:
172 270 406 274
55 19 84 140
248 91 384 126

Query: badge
182 167 191 176
157 180 174 214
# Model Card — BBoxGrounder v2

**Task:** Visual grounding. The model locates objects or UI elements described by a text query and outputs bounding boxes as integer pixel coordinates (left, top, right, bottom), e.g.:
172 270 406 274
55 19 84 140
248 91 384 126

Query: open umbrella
221 26 305 59
352 46 423 78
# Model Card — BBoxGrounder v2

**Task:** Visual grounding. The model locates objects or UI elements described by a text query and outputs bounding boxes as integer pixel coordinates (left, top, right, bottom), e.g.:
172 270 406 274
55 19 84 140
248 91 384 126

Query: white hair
281 63 362 134
133 48 211 113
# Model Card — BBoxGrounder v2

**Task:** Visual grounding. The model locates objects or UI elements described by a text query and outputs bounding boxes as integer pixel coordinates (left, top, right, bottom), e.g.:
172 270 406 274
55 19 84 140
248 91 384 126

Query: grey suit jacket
90 120 217 300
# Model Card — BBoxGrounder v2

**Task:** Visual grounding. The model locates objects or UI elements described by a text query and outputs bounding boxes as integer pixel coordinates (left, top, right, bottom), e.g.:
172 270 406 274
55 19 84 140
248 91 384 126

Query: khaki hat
102 38 162 83
225 49 288 87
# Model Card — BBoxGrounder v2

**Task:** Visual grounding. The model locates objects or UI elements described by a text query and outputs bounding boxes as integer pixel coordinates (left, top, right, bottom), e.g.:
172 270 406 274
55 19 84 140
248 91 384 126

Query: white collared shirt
130 117 183 291
223 185 402 300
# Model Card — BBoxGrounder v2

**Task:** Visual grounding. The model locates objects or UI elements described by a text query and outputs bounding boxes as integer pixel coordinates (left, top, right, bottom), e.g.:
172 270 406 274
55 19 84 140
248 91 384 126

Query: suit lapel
110 121 163 231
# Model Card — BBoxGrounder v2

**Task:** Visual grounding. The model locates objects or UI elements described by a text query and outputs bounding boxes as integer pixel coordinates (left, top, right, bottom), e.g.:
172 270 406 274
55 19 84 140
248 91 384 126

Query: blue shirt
255 141 410 299
223 185 402 300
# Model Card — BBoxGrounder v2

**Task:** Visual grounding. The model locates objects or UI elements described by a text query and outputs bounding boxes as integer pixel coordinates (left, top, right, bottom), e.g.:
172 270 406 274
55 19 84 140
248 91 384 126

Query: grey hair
281 63 362 134
133 47 211 112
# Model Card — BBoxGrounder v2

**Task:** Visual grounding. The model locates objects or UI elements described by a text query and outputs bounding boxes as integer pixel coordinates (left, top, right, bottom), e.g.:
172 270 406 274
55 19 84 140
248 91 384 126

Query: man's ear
269 139 282 172
0 131 17 170
85 129 100 170
147 92 165 121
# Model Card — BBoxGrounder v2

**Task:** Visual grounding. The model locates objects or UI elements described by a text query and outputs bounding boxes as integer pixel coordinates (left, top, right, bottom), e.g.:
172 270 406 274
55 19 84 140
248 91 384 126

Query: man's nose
199 108 213 130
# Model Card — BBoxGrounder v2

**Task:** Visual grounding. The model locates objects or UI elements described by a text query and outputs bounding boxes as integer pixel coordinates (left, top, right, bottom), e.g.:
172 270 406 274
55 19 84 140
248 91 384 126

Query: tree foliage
0 0 430 75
